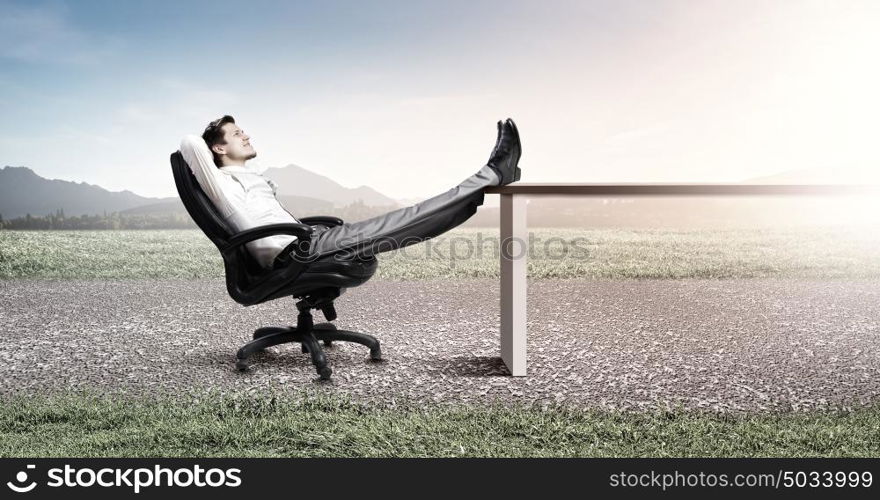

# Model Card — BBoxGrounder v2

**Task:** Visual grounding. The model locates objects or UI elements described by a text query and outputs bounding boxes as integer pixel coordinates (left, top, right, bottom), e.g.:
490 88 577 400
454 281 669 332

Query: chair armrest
220 223 314 255
299 216 344 227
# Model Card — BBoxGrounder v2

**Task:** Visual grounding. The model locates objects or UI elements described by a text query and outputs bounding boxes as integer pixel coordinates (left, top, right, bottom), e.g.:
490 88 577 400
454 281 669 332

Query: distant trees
0 210 197 230
0 201 402 230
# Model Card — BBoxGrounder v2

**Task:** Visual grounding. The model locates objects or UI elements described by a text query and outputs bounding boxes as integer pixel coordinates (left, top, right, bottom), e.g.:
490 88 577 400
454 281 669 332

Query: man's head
202 115 256 167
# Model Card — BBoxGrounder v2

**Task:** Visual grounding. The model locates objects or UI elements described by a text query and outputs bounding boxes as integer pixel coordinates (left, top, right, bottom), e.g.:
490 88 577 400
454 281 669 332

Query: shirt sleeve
179 135 234 219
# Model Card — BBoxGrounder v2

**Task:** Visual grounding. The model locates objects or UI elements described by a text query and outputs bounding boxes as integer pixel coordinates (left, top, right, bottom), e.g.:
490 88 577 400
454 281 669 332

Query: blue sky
1 0 878 199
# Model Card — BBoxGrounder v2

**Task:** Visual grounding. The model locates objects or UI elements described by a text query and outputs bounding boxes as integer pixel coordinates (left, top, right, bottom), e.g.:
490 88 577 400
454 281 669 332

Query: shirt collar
219 162 268 175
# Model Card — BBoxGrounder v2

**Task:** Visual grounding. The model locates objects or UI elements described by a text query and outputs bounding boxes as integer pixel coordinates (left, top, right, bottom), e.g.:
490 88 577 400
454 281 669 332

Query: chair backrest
170 151 272 297
171 150 380 307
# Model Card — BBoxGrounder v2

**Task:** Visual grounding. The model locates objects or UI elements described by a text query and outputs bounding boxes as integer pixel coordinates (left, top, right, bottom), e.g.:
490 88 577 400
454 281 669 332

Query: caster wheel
370 347 383 362
323 340 333 347
318 366 332 381
314 323 337 331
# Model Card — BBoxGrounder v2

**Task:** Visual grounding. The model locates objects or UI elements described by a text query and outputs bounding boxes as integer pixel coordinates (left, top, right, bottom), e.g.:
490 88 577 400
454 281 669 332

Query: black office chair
170 151 382 380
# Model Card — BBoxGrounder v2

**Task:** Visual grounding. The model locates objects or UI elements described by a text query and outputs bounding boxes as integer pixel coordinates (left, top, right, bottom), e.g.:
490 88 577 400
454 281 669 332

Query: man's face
214 122 257 163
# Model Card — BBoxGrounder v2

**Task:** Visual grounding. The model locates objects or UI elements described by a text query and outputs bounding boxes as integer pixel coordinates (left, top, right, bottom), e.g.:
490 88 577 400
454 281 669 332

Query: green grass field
1 225 879 280
2 227 879 457
2 391 878 458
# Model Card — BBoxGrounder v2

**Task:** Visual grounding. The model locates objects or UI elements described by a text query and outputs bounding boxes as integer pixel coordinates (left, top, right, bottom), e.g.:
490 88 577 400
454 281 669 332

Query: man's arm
179 134 298 267
179 135 235 219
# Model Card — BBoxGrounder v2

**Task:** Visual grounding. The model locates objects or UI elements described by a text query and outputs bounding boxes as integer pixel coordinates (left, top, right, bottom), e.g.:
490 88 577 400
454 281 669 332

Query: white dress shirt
179 135 299 269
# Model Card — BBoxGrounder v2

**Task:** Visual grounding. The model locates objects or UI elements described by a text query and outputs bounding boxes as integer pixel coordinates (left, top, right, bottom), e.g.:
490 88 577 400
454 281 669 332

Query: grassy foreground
1 225 879 279
1 392 878 458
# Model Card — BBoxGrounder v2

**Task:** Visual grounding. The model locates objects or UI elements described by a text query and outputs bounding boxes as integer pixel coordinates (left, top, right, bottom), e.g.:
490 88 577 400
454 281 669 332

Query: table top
483 183 880 196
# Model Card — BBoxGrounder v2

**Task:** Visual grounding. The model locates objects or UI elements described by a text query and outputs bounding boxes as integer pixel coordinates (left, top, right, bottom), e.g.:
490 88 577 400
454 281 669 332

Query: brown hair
201 115 236 166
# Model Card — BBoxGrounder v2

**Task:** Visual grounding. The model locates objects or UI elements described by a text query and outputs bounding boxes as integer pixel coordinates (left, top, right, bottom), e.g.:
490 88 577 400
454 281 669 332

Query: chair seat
260 253 378 302
223 241 379 306
299 254 378 278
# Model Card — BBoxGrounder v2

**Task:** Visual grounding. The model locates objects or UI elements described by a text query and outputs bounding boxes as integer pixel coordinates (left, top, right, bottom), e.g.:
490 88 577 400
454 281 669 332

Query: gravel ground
1 278 879 412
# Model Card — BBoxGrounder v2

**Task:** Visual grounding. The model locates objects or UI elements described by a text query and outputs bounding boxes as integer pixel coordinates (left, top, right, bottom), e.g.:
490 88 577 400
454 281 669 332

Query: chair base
235 316 381 381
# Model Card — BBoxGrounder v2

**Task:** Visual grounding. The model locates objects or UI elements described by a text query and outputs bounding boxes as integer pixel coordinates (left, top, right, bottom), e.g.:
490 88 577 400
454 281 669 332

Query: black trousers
273 164 499 268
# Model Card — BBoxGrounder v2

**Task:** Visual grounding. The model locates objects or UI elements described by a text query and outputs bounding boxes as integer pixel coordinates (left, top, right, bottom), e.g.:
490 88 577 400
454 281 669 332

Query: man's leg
302 165 499 261
274 118 521 267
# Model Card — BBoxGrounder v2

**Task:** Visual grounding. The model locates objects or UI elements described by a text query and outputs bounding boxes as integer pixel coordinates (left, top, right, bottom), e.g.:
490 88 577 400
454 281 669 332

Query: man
179 115 521 269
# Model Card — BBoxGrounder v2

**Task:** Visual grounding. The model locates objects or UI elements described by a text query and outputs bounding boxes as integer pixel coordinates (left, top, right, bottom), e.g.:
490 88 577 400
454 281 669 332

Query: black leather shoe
486 118 522 185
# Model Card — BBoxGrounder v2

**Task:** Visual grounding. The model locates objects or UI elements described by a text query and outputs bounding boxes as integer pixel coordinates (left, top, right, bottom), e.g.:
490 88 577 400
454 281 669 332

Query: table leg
500 193 527 376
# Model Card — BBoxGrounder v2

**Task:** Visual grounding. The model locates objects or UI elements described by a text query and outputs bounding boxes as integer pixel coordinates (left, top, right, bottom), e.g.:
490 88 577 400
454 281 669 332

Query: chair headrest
170 151 235 245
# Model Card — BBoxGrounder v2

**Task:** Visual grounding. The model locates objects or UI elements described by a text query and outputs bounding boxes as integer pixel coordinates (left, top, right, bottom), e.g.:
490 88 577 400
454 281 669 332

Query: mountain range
265 164 397 207
0 164 399 219
1 165 875 228
0 166 153 219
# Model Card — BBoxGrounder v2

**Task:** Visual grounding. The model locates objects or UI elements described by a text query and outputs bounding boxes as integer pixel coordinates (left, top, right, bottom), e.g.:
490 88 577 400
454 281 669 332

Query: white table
484 182 880 376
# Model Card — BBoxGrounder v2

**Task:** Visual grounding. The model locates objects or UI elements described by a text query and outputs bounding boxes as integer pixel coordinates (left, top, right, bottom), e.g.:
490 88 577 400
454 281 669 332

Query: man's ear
211 143 226 156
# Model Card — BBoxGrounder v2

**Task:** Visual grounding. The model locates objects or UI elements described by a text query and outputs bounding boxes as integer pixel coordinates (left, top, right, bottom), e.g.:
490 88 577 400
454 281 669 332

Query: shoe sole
506 119 522 183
